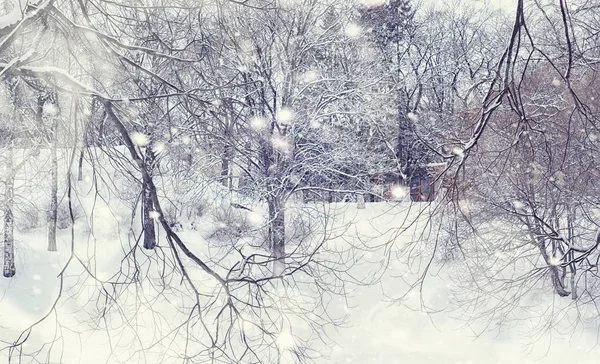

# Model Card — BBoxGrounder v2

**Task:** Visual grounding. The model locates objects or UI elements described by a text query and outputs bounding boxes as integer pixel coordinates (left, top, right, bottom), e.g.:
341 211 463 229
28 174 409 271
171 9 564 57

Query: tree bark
268 194 285 275
47 116 58 252
221 143 232 189
567 208 577 300
3 147 15 277
536 237 569 297
77 149 84 181
142 145 156 249
357 192 365 209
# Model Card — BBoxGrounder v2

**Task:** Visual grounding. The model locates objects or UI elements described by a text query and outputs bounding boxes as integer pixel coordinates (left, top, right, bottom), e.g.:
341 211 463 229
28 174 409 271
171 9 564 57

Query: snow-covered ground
1 150 600 363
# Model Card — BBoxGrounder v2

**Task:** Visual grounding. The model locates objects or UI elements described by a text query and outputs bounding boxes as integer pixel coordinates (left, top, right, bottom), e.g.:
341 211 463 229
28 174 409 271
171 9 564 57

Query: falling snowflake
551 78 561 87
452 147 465 158
407 112 419 123
152 142 166 155
277 331 295 350
548 255 562 266
512 200 525 210
247 211 263 226
272 135 291 153
391 185 408 199
250 116 267 130
358 0 386 7
43 103 59 116
277 107 294 124
148 211 161 219
303 70 319 83
131 132 149 147
345 23 361 38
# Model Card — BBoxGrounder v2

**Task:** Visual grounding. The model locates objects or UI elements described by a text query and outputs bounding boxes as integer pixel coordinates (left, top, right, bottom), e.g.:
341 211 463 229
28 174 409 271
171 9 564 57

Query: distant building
409 163 447 202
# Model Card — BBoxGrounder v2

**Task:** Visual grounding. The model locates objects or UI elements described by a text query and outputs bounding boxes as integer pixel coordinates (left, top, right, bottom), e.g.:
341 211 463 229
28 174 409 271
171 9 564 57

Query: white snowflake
247 211 263 226
358 0 386 7
250 116 267 130
548 255 562 266
277 107 294 124
148 210 161 219
272 135 291 152
152 142 166 155
512 200 526 210
277 331 295 350
43 103 59 116
131 132 149 147
345 23 361 38
391 185 408 199
407 112 419 123
452 147 464 158
302 70 319 83
551 78 561 87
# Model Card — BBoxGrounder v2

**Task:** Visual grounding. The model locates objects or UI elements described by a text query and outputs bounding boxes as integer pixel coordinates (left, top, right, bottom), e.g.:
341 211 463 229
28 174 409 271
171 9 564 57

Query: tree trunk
537 238 569 297
268 194 285 275
221 143 232 189
142 145 156 249
48 136 58 252
3 147 15 278
77 149 84 181
357 193 365 209
47 115 58 252
396 86 417 180
567 208 577 300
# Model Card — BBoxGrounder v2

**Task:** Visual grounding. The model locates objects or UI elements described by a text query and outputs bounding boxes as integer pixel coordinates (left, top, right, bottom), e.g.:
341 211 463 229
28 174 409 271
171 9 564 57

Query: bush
15 202 41 230
56 202 82 229
208 203 251 241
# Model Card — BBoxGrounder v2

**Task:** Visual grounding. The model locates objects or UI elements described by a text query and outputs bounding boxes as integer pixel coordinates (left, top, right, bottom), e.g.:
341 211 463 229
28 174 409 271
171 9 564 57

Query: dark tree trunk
77 149 84 181
268 194 285 275
78 98 95 181
357 193 365 209
396 102 416 180
221 143 232 189
142 145 156 249
537 238 569 297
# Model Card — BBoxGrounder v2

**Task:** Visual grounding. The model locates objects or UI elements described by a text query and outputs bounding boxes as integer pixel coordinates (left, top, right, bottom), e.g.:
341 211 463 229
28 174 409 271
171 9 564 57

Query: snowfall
1 149 599 363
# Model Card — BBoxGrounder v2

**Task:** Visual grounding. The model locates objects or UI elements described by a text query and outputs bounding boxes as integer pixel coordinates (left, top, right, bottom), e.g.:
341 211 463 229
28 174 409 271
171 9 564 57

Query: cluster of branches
400 0 600 346
0 0 421 362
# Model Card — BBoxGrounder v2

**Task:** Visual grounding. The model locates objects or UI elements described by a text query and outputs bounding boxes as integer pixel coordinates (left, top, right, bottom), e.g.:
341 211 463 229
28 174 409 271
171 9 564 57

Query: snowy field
1 155 600 364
